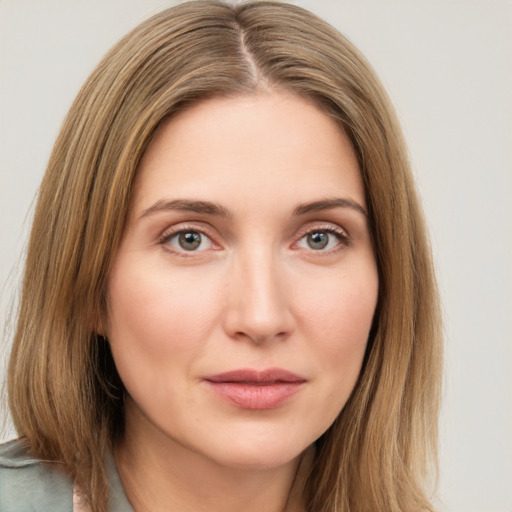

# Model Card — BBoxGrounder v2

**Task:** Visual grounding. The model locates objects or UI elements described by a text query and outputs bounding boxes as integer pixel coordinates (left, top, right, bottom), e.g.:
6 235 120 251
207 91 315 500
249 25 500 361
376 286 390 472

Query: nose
222 247 294 344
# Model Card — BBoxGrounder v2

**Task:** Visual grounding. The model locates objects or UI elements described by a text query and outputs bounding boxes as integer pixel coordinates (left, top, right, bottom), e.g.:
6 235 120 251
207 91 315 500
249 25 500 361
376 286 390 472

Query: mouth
203 368 306 410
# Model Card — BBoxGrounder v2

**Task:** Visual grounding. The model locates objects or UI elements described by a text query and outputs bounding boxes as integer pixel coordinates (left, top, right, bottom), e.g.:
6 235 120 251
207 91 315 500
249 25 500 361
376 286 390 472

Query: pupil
308 231 328 250
179 231 201 250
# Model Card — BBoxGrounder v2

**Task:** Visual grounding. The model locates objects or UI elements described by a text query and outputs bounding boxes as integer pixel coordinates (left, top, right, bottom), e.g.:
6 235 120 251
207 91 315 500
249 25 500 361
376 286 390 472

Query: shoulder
0 439 72 512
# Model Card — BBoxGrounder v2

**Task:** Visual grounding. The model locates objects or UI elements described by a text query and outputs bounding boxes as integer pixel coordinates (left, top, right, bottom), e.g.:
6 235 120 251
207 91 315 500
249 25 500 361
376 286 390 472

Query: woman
1 1 442 511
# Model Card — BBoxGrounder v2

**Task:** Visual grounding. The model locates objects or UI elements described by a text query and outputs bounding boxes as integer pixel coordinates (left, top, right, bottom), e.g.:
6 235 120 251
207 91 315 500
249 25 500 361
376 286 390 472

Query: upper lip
204 368 306 384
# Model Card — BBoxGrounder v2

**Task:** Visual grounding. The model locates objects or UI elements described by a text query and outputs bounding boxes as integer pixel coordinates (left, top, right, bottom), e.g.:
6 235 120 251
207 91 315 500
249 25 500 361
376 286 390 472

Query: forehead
131 91 364 214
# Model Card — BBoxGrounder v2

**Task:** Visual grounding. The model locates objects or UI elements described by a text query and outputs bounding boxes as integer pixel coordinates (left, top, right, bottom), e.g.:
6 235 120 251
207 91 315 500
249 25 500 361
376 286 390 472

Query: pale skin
106 90 379 512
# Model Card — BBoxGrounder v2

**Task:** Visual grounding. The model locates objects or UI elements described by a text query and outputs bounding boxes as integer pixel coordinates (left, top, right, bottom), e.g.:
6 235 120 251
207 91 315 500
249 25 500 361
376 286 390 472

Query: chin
215 448 305 472
196 429 314 471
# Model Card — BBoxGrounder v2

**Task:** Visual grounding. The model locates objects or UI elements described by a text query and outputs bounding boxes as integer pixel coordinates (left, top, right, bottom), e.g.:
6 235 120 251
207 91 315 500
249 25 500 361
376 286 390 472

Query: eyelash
295 224 350 253
158 224 219 257
158 223 350 256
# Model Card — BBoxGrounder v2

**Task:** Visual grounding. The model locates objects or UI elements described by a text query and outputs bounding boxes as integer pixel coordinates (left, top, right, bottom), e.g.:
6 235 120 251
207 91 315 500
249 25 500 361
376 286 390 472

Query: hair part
7 2 442 511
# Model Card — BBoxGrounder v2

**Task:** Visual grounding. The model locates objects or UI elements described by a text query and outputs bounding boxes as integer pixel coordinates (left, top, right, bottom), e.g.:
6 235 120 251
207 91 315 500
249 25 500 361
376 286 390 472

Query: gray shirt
0 440 133 511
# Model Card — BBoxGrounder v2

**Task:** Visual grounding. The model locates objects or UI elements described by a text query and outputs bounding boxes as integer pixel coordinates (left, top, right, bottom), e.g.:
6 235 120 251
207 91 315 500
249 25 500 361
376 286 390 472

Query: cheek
280 265 378 442
298 265 377 341
295 264 378 387
107 261 223 365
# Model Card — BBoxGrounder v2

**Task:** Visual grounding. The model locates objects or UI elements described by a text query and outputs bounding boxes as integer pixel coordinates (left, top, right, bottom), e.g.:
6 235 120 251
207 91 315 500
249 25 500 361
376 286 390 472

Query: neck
115 405 312 512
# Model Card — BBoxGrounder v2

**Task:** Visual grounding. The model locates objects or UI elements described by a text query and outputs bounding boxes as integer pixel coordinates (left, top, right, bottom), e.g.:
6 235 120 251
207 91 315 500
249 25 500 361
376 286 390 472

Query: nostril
233 329 290 344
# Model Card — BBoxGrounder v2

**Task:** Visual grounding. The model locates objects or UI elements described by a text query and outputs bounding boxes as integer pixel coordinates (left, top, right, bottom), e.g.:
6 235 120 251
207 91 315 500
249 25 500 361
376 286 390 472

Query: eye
164 230 214 252
296 228 347 251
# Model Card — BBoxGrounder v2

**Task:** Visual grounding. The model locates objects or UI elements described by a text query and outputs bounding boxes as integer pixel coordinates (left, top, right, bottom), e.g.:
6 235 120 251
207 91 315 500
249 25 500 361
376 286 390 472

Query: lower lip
205 381 304 410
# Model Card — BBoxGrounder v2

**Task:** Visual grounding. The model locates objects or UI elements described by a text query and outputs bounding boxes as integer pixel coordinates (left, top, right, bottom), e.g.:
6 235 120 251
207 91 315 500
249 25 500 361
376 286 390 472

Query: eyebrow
139 196 367 220
292 198 367 217
139 199 231 219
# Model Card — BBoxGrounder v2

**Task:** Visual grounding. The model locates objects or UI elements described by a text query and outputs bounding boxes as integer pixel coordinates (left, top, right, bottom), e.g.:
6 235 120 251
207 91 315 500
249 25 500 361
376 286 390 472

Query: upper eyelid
295 222 349 238
158 225 219 256
159 222 217 240
292 223 351 251
157 220 350 247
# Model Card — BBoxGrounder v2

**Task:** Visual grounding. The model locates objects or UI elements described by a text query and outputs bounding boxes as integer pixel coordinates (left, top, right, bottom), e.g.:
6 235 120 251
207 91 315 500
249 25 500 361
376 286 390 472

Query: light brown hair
7 1 442 511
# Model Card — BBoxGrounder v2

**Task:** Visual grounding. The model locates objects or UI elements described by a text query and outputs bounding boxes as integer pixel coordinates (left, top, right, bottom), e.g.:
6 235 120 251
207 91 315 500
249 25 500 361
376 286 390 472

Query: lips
203 368 306 410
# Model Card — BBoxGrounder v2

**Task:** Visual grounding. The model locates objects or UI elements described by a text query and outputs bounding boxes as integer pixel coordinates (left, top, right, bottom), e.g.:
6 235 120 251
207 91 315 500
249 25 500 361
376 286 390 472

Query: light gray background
1 1 511 511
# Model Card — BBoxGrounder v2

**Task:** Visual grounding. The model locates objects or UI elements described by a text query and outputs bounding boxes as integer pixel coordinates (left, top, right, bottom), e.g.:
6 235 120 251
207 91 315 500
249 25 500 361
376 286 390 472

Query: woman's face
107 91 378 470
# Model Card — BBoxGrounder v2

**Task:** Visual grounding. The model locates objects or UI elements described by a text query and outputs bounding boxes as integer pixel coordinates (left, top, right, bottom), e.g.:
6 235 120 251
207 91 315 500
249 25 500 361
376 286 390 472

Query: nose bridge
224 242 292 342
